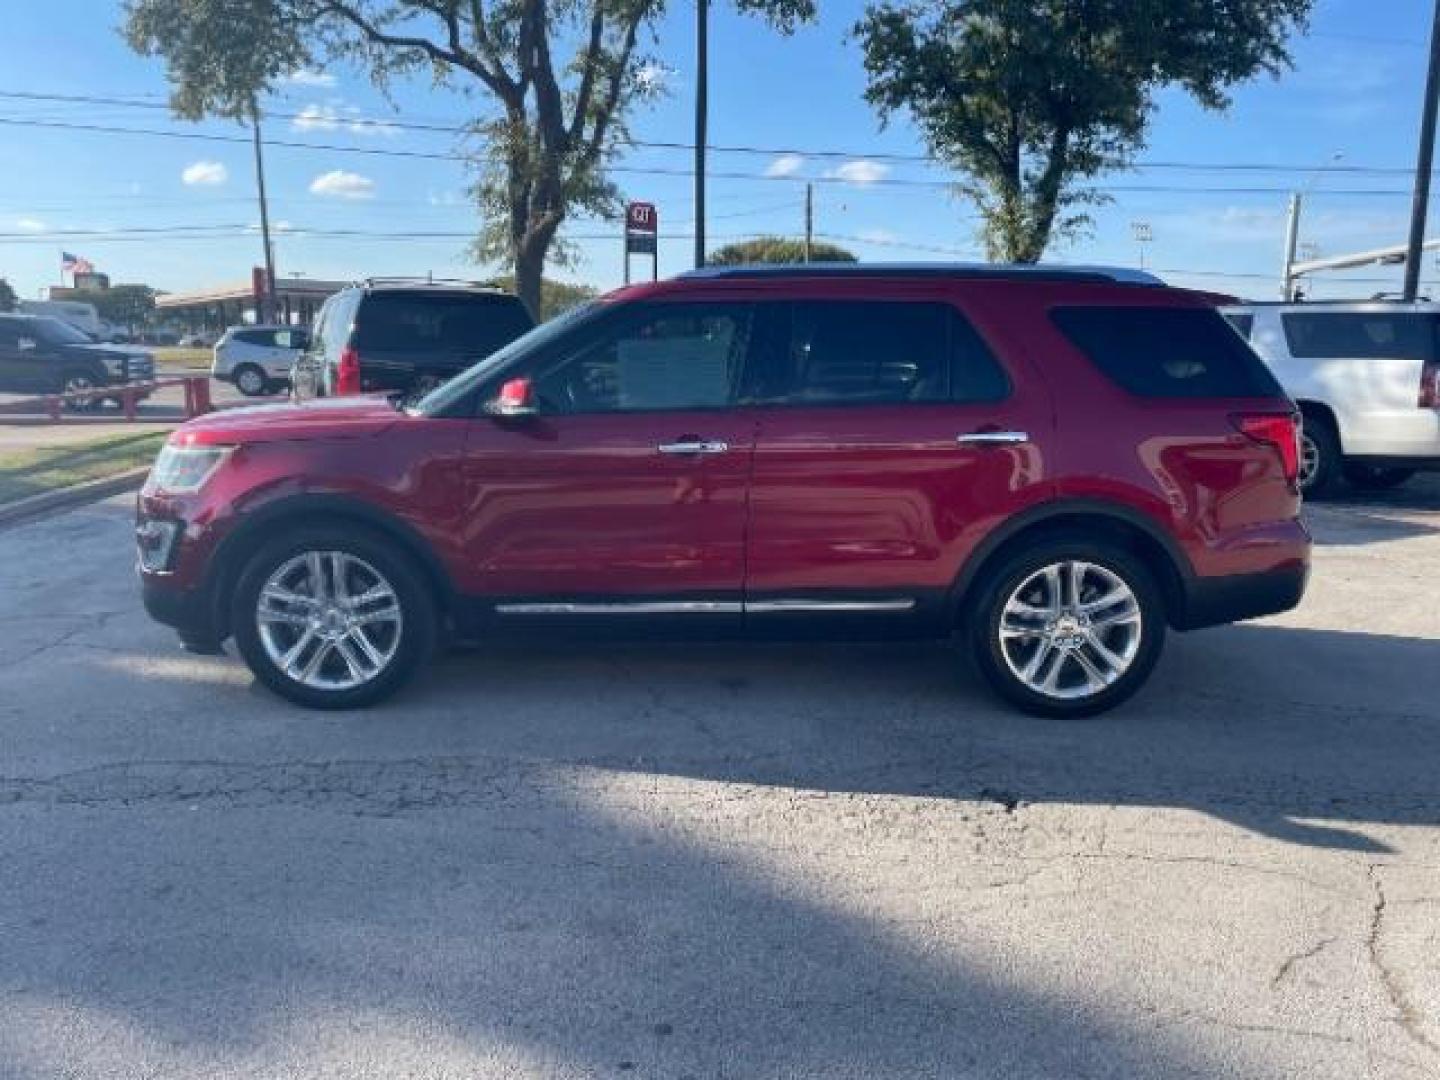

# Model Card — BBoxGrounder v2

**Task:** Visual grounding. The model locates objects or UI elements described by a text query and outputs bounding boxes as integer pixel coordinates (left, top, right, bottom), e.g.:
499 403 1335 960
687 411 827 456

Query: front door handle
657 439 729 455
956 430 1030 446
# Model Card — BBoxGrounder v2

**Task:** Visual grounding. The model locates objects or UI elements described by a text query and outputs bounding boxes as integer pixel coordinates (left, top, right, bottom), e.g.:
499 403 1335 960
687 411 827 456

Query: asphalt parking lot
1 479 1438 1079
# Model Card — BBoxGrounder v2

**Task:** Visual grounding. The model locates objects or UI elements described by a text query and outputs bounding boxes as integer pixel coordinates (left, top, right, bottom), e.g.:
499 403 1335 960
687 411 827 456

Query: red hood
170 396 405 447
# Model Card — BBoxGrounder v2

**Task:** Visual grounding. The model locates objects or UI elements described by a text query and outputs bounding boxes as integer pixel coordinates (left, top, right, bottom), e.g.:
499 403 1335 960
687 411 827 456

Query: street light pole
1404 0 1440 302
693 0 708 269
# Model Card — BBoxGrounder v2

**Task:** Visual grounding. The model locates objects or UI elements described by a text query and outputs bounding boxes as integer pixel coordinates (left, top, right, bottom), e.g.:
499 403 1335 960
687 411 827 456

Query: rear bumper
1177 562 1309 631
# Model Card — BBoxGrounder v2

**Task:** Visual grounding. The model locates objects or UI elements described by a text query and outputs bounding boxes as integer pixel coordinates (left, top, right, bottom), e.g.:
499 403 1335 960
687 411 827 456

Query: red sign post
624 201 659 284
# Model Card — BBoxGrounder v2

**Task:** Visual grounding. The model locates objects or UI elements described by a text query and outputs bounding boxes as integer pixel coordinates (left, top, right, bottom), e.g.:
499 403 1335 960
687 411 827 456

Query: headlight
145 444 234 493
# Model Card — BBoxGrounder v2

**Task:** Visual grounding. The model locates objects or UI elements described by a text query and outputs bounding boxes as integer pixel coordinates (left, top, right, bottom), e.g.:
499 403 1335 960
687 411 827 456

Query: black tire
1298 413 1342 499
232 364 270 397
59 369 104 413
231 525 437 709
1343 464 1415 492
968 534 1166 718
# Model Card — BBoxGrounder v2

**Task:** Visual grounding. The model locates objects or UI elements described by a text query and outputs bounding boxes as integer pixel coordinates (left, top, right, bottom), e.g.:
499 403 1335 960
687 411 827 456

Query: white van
1223 301 1440 496
17 299 104 339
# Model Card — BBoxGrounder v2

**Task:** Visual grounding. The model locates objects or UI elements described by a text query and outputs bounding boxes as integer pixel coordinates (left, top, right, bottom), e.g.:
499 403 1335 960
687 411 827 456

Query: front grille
125 356 156 383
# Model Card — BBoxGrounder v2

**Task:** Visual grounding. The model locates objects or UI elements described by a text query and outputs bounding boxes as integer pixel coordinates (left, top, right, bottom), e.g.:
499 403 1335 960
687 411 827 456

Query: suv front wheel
232 526 436 708
969 536 1165 717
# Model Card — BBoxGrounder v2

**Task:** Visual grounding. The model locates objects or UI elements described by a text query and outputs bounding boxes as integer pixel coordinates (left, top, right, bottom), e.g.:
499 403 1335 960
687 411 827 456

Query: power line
2 88 1438 178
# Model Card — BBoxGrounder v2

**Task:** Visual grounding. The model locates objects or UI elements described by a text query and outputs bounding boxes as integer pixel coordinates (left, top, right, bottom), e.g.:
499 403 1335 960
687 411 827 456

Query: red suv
137 265 1308 716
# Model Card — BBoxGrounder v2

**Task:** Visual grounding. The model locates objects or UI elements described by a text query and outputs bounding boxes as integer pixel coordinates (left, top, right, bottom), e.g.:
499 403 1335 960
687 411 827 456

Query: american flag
61 252 94 275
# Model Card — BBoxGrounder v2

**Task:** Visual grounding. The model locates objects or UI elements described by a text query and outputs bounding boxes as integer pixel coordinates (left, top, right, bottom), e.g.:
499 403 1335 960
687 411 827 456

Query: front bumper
142 576 223 644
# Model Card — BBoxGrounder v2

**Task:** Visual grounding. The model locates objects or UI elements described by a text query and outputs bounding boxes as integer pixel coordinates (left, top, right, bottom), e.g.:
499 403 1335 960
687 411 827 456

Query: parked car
0 313 155 408
1224 301 1440 496
138 264 1308 715
290 279 534 402
212 325 310 396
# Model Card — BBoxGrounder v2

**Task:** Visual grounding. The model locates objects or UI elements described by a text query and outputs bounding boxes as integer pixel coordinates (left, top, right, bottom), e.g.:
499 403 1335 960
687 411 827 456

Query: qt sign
624 201 658 281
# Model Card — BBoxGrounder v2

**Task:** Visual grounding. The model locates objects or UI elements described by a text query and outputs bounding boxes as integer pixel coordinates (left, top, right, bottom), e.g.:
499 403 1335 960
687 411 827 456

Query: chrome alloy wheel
256 551 403 691
997 560 1143 701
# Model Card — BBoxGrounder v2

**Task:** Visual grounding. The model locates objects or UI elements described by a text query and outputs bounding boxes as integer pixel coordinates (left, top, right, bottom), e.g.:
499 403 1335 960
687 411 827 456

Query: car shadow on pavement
401 619 1439 857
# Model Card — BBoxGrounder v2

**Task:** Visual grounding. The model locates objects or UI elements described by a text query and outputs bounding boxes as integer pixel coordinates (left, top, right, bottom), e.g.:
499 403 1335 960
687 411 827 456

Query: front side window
531 304 751 414
1282 312 1439 362
759 301 1008 406
32 317 92 346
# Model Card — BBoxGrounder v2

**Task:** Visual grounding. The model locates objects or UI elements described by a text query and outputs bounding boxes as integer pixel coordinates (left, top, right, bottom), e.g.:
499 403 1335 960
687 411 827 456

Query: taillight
1233 412 1300 485
334 345 361 395
1421 357 1440 408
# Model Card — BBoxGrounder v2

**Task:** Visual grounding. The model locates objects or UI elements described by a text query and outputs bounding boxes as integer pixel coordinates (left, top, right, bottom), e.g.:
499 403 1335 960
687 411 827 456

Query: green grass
0 431 167 506
152 347 213 370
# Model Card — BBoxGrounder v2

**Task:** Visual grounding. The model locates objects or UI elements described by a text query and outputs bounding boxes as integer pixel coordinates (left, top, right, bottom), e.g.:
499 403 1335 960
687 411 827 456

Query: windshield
31 317 95 346
414 301 604 416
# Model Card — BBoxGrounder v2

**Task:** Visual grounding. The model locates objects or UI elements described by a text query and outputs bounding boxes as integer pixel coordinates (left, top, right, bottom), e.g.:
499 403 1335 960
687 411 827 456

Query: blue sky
0 0 1433 303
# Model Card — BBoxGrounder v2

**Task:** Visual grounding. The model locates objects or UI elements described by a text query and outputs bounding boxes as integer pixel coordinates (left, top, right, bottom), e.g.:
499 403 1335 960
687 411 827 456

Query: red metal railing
0 376 215 423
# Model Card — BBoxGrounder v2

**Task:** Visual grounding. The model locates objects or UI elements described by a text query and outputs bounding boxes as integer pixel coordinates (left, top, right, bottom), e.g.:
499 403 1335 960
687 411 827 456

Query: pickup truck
1223 301 1440 496
0 313 156 410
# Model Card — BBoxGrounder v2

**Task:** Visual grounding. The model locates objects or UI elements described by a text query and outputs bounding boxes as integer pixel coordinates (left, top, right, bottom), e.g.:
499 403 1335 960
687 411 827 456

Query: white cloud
182 160 228 186
827 160 890 187
633 61 674 96
15 217 46 233
310 170 375 200
280 69 337 88
293 103 341 132
765 154 805 178
857 227 899 244
293 101 401 137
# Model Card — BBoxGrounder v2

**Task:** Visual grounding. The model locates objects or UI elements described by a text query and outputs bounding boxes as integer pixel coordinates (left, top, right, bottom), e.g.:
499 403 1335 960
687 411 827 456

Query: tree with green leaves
123 0 814 317
82 284 157 330
856 0 1313 262
0 279 16 313
708 237 857 265
488 275 599 320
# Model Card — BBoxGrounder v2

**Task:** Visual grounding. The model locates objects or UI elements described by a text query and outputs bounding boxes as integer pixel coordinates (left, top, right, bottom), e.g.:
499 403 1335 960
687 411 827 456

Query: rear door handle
957 431 1030 446
657 440 729 455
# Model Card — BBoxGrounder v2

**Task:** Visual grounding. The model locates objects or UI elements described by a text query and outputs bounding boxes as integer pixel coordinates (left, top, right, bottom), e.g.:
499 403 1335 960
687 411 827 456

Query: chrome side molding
957 431 1030 446
496 598 917 615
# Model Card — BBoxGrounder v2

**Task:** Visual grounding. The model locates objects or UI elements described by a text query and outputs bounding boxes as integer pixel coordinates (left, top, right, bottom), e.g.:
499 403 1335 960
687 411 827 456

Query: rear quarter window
356 292 533 354
1281 311 1439 361
1051 306 1284 398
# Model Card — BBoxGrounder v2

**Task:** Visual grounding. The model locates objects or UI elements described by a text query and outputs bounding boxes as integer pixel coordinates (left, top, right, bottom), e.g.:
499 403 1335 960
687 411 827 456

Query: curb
0 467 150 531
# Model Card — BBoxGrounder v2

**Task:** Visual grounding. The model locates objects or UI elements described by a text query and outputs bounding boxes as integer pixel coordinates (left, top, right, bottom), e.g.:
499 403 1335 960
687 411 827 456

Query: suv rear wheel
969 536 1165 717
1298 413 1342 498
232 363 269 397
232 526 436 708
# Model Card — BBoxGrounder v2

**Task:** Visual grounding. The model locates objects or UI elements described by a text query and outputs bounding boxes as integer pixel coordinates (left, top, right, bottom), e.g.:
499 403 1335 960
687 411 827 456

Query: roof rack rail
675 261 1165 286
359 275 504 290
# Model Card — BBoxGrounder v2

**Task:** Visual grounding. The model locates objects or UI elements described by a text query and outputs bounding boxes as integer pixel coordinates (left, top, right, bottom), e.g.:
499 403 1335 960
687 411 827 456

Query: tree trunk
513 236 546 320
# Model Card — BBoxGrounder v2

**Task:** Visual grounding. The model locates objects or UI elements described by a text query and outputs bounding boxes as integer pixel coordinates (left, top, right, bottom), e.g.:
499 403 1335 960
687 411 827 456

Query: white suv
211 325 310 397
1224 302 1440 496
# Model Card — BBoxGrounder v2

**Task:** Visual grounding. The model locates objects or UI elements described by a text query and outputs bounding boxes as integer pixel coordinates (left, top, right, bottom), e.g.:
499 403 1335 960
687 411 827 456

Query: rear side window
356 292 533 355
1222 311 1254 339
233 329 273 346
1282 312 1439 361
763 301 1009 406
1052 306 1283 398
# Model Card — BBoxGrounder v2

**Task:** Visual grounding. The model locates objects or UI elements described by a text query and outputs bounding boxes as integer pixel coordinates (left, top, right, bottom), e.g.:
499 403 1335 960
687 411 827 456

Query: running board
494 598 917 616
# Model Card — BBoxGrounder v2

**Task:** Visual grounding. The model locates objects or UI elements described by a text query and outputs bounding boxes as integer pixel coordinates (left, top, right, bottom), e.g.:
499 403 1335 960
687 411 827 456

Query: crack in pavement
1270 935 1338 988
1366 863 1440 1064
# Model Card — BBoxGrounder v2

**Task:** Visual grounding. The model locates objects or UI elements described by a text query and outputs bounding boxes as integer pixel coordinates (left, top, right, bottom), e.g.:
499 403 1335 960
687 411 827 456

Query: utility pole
1281 193 1302 300
804 183 813 262
251 104 277 323
1404 0 1440 302
693 0 708 269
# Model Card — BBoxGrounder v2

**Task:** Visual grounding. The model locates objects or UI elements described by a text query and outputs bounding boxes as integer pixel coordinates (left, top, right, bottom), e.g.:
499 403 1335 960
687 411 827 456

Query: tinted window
31 317 92 346
1052 306 1283 398
1222 311 1254 339
533 304 751 413
233 329 272 346
1282 311 1439 361
0 320 20 346
761 301 1007 406
356 292 533 355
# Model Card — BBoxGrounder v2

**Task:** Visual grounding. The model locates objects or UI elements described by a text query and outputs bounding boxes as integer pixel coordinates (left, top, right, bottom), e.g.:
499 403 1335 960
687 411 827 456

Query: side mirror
490 376 537 418
17 338 36 352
